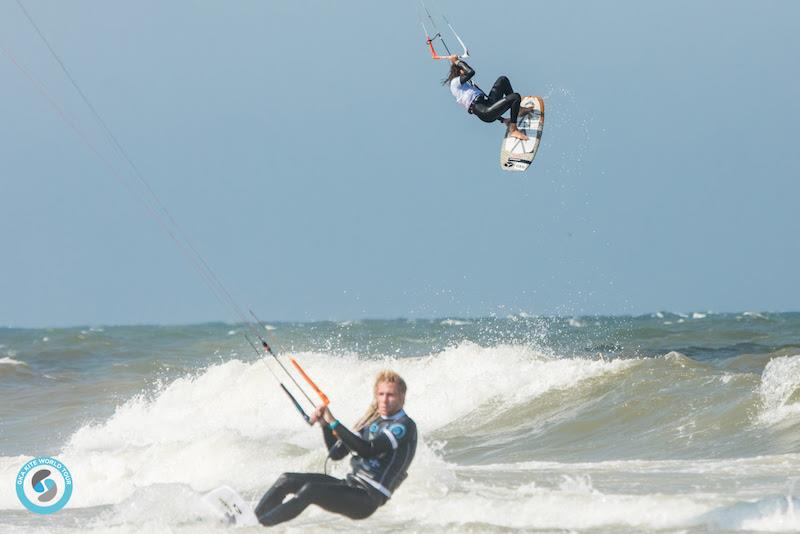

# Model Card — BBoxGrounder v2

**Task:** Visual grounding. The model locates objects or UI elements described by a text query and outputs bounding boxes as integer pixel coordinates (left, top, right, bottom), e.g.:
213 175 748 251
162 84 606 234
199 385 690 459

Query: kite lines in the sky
419 1 469 60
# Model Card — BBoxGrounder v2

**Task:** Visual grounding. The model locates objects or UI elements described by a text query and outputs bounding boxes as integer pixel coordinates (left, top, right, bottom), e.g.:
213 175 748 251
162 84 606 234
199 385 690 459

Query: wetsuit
449 60 522 124
254 410 417 526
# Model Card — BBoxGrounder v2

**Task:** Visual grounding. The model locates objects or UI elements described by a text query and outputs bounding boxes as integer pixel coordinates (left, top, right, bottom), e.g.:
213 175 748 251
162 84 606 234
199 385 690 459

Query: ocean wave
457 453 800 476
0 357 29 378
758 355 800 425
0 342 632 510
444 349 796 463
741 311 769 320
0 342 780 511
701 494 800 532
568 317 585 327
390 474 708 531
440 319 470 326
1 340 799 532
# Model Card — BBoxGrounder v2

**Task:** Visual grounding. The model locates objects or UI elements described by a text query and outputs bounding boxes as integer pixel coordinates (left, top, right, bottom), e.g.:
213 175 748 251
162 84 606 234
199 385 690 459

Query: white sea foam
457 453 800 477
389 475 708 531
758 355 800 425
692 312 707 319
702 494 800 532
0 357 25 366
440 319 470 326
568 317 585 327
439 459 800 531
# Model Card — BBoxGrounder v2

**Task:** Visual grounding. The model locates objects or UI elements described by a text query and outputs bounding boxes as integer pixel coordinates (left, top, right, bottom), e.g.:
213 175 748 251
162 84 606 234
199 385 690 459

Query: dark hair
442 63 461 86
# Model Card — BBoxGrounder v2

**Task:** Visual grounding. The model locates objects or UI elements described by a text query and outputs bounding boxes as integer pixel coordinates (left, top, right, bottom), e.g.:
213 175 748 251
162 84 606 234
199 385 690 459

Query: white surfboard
203 485 259 527
500 95 544 172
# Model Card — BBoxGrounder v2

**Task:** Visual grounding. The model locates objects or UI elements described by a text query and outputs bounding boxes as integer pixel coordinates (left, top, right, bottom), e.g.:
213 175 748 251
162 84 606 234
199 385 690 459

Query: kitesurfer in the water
254 370 417 526
445 54 531 141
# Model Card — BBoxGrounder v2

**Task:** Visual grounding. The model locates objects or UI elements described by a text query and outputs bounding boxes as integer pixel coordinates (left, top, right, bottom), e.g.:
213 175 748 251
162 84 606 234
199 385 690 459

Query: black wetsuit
255 410 417 527
457 60 522 124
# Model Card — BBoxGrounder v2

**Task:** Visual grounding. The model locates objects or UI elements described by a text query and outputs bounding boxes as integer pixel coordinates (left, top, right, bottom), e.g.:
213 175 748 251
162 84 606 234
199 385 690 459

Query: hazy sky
1 1 798 327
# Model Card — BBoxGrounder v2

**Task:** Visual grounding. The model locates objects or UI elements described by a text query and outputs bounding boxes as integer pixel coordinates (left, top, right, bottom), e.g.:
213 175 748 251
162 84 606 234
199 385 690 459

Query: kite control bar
420 2 469 60
291 358 330 406
425 33 448 60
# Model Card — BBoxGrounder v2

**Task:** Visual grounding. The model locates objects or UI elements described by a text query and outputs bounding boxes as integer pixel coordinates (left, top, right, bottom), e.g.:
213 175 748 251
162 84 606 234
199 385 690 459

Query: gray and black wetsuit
254 410 417 527
457 60 523 124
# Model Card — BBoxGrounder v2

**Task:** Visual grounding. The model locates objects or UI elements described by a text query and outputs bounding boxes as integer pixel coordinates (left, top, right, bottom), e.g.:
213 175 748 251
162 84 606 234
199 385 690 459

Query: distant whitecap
441 319 470 326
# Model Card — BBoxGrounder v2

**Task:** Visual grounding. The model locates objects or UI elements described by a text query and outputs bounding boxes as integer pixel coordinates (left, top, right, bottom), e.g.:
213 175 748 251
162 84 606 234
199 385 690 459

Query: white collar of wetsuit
380 409 406 421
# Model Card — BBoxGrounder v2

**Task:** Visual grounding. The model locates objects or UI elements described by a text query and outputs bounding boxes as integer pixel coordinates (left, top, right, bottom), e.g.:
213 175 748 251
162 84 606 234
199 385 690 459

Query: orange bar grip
291 358 330 406
427 38 446 60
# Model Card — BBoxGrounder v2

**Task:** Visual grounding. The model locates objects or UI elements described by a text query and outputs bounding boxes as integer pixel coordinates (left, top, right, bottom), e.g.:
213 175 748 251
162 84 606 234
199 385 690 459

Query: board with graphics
203 485 258 527
500 96 544 172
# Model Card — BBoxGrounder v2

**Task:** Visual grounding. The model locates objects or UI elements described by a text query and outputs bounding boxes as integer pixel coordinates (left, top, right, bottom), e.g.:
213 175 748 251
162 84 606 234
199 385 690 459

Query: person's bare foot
519 106 535 116
508 125 528 141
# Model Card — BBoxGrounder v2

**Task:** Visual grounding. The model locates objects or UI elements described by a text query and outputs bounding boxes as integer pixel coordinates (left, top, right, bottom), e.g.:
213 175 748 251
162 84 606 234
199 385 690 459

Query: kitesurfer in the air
254 370 417 527
445 54 530 141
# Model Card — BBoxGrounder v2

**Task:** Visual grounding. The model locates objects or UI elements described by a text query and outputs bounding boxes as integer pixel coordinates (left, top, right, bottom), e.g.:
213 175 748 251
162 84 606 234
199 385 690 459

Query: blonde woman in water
254 371 417 526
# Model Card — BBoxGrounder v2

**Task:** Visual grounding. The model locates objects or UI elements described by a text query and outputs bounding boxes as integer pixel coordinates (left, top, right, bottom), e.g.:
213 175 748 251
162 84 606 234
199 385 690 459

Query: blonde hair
354 370 407 431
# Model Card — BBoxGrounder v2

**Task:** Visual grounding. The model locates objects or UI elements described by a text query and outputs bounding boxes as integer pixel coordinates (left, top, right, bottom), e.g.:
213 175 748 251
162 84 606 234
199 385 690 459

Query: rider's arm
456 60 475 84
322 425 349 460
314 404 349 461
326 420 393 459
448 54 475 85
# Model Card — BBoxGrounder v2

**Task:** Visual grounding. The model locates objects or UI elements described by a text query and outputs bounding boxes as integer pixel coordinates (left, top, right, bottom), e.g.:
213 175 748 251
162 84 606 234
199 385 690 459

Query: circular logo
390 423 406 439
369 422 379 433
16 457 73 514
